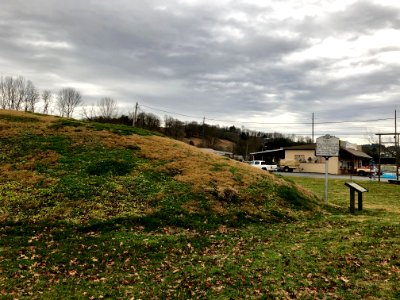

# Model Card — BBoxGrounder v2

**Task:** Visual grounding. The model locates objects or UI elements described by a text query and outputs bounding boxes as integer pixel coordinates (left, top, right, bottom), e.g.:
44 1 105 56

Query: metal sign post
316 135 340 203
324 156 329 202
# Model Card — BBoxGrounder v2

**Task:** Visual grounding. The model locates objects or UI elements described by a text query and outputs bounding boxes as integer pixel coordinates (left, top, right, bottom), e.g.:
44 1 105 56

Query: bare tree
0 75 39 112
3 76 17 110
15 76 26 111
25 80 40 112
98 97 118 118
81 104 97 120
56 87 83 118
41 90 53 114
0 76 5 109
81 97 119 121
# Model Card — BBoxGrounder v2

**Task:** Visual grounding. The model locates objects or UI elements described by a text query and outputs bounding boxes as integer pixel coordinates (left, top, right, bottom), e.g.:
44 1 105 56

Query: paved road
275 171 389 182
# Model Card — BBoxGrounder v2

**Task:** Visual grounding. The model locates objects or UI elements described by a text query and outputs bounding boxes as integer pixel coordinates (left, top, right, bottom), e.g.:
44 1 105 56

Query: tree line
89 110 312 157
0 75 82 117
1 74 312 158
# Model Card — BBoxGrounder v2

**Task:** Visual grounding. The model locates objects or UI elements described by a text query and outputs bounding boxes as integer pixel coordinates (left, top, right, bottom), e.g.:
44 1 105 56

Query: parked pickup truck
356 166 378 176
278 159 300 172
248 160 278 172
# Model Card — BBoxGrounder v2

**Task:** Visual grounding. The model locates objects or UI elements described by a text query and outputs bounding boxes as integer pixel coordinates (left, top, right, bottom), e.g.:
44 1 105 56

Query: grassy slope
1 110 399 299
0 110 317 227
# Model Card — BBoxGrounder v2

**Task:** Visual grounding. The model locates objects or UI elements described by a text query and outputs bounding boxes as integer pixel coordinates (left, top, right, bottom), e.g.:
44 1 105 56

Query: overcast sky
1 0 400 144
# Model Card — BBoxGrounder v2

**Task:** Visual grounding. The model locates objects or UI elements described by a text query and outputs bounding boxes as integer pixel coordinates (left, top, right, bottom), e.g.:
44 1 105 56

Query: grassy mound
0 110 320 298
2 110 399 299
0 110 319 230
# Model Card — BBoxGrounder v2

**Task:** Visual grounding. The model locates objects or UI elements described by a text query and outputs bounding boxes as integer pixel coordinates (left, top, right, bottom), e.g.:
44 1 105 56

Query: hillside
0 110 319 227
0 110 326 299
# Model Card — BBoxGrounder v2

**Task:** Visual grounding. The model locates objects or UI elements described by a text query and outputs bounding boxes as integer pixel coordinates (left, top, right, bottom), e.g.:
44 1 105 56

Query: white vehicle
248 160 278 172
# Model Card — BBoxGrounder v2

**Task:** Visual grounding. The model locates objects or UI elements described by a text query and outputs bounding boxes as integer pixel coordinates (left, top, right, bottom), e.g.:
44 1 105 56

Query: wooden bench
345 182 368 213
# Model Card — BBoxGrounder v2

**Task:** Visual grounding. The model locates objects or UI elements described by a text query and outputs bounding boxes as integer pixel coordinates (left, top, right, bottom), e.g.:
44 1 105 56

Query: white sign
316 134 339 157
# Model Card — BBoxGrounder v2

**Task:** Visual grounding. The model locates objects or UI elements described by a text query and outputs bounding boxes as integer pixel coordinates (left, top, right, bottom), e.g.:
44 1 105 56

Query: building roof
341 148 372 159
284 144 316 150
250 148 284 155
250 144 316 155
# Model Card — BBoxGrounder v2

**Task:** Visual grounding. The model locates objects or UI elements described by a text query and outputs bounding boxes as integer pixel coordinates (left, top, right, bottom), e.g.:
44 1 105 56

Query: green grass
0 114 39 123
49 119 84 130
291 177 400 221
88 122 157 136
1 113 399 299
1 176 399 299
49 118 158 136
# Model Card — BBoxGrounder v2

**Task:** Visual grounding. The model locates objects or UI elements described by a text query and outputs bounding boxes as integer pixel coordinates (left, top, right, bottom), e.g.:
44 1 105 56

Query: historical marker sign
316 134 339 157
316 134 340 204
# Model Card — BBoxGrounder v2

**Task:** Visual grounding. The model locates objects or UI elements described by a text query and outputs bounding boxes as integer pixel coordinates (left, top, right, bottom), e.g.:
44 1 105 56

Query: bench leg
358 192 362 211
350 190 355 213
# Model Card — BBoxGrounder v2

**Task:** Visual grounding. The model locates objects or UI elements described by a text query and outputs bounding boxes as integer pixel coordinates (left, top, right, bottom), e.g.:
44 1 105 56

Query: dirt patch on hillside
105 134 283 192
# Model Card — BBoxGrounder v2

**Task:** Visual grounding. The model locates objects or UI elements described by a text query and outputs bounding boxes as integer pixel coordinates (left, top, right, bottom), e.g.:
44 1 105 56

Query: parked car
248 160 278 172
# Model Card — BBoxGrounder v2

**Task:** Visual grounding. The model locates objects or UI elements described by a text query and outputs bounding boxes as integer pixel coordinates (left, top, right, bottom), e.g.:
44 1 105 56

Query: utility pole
132 102 138 127
375 109 400 182
312 112 315 143
396 109 399 180
378 134 381 183
202 116 205 147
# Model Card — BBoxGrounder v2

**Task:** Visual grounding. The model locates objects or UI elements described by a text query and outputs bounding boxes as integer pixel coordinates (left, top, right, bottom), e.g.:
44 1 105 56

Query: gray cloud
328 1 400 34
1 0 399 143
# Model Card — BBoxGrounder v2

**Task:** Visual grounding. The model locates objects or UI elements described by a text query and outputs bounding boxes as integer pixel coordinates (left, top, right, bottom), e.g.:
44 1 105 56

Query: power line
313 118 393 124
140 104 200 119
137 103 400 143
140 103 395 126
